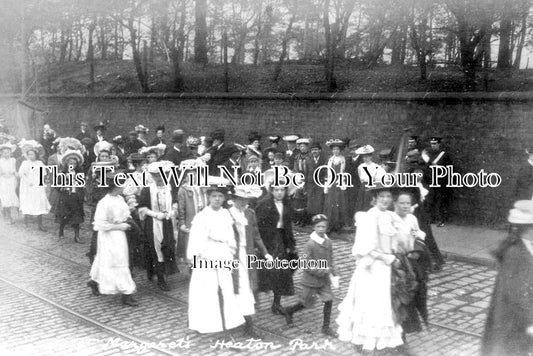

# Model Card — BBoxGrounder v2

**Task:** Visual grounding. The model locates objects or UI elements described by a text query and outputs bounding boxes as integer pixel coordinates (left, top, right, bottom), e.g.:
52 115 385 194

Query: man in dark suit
422 136 453 227
163 130 189 166
112 135 128 169
76 122 91 142
345 142 363 224
150 125 166 146
208 128 236 176
282 135 300 169
513 148 533 201
125 131 145 155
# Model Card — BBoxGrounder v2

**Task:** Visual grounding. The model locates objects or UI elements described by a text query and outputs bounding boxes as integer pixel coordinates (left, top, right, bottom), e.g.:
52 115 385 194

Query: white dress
18 160 50 215
90 194 136 295
187 206 244 333
0 157 19 207
336 207 404 351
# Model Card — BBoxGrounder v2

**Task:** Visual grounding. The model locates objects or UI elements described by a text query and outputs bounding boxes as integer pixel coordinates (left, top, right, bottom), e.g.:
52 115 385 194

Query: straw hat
326 139 346 149
230 184 263 199
0 142 15 153
355 145 375 155
61 149 84 167
93 141 113 157
19 139 44 158
147 160 174 174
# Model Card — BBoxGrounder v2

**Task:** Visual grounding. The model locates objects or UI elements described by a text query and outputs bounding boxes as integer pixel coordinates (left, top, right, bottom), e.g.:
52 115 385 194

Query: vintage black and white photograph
0 0 532 355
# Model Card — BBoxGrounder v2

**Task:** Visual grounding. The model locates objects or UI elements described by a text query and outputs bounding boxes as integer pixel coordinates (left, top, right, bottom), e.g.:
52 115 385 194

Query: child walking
282 214 339 337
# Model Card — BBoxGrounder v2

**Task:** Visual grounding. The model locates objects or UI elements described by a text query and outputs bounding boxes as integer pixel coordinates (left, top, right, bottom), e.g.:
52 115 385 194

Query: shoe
87 280 100 296
281 307 294 326
431 263 443 272
321 327 338 338
157 280 171 291
74 237 85 244
271 304 283 315
121 295 139 307
437 222 445 227
244 327 262 339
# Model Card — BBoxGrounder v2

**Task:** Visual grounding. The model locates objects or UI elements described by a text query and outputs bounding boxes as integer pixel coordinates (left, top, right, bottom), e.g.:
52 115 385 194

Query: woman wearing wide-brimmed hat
55 149 85 243
355 144 386 213
0 142 19 224
482 200 533 356
18 141 50 231
323 139 350 235
187 178 245 334
336 182 406 353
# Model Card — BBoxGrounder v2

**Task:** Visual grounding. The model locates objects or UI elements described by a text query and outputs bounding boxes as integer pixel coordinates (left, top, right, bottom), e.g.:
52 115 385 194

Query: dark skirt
257 228 295 296
55 190 84 226
356 189 374 213
306 184 324 216
416 204 444 266
323 186 349 232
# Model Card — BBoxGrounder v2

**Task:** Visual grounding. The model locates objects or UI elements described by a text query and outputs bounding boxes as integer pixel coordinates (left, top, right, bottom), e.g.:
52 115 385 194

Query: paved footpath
0 214 496 356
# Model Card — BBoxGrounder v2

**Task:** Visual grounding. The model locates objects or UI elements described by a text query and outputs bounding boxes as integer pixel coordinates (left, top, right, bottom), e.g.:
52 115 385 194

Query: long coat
482 239 533 356
208 142 236 176
138 186 178 275
176 185 207 259
306 154 328 216
255 194 295 295
242 208 269 292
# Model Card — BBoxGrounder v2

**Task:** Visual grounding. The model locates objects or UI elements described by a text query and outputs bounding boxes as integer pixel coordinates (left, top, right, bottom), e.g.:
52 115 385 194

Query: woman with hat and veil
18 140 50 231
187 177 245 334
336 182 407 353
482 200 533 356
0 142 18 224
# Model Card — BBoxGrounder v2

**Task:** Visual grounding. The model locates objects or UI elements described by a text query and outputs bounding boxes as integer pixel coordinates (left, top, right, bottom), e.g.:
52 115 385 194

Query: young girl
282 214 338 337
89 172 138 306
55 150 85 243
18 143 50 231
0 143 19 224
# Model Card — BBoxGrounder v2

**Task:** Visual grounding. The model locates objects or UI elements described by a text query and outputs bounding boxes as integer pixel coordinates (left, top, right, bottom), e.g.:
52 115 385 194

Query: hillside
13 60 533 94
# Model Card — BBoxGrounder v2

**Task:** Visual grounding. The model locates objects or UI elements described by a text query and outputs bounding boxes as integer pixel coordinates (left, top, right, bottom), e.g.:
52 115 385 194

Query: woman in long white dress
187 185 244 334
0 143 19 224
88 176 138 306
18 146 50 231
337 184 404 352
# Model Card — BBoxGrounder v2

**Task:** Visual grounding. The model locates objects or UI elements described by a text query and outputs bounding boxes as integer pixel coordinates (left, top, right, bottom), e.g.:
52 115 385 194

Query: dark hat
263 147 278 155
155 125 165 132
248 131 262 143
172 130 184 143
205 176 231 196
379 148 392 158
135 124 149 133
430 136 442 144
408 135 419 141
310 142 322 150
81 137 94 146
268 135 282 143
93 121 107 131
128 152 146 162
273 151 285 159
211 128 225 141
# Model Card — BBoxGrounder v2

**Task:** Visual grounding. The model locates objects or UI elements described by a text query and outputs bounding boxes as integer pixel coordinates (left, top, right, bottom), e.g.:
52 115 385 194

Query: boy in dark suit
282 214 338 337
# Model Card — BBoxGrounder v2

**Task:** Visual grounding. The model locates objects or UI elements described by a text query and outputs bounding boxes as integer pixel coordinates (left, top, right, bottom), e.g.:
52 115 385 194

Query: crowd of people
0 120 456 354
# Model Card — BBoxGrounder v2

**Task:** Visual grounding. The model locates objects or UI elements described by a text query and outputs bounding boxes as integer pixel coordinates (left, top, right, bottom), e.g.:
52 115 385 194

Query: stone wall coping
2 92 533 102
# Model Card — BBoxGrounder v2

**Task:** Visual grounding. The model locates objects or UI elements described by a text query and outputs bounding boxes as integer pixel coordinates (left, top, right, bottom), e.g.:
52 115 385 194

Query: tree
445 0 496 90
194 0 208 64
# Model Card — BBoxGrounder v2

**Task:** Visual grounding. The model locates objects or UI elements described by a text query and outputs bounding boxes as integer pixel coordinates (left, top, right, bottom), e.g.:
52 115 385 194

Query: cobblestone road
0 214 495 356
